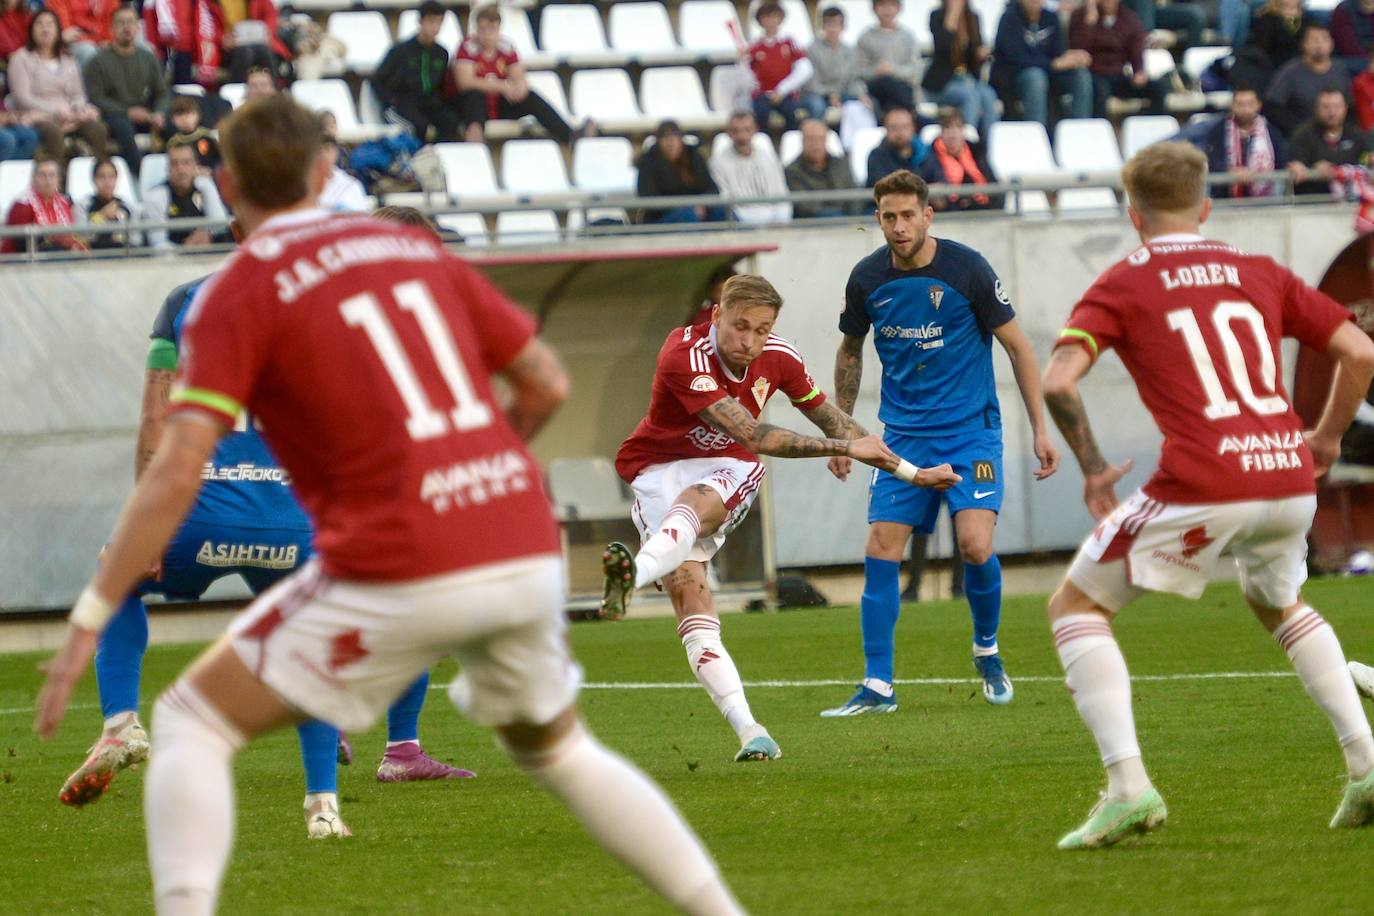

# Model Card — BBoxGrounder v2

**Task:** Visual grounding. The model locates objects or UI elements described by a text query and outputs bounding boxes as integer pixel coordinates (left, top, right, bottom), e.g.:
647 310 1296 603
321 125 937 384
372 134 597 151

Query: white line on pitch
0 671 1297 717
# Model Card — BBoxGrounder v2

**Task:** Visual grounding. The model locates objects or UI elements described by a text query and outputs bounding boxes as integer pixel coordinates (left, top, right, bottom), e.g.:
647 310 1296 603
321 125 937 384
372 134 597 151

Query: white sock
1053 614 1151 801
1275 607 1374 778
104 711 138 735
385 739 420 750
861 677 894 698
304 791 338 809
972 642 1000 658
145 682 244 916
634 505 702 588
513 725 742 916
678 615 757 740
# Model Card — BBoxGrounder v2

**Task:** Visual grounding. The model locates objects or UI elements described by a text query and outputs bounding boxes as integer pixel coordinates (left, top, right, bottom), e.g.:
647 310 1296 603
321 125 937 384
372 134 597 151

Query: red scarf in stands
1332 165 1374 233
19 189 75 227
933 137 988 206
1225 115 1275 198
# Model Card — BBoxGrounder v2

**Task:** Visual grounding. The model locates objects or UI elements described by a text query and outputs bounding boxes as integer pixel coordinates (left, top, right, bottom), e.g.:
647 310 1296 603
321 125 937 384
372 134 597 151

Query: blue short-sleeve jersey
839 239 1014 437
151 278 312 531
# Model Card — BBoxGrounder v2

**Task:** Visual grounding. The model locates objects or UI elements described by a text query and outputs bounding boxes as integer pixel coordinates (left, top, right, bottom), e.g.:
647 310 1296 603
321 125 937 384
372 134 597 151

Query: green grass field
3 577 1374 914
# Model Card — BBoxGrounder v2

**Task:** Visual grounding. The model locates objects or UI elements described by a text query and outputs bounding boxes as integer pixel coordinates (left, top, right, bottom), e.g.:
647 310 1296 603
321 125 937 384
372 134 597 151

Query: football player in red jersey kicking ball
34 94 744 916
1042 141 1374 850
602 274 959 762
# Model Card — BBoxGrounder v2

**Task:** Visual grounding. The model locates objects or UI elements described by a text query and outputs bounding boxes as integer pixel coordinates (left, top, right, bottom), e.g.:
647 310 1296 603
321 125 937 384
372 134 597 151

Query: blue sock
296 720 339 794
963 555 1003 653
860 557 902 684
386 671 429 743
94 594 149 719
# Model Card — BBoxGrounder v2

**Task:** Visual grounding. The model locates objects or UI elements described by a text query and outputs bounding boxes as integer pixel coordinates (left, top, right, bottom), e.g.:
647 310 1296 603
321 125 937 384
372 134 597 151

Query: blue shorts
868 427 1004 532
140 516 314 600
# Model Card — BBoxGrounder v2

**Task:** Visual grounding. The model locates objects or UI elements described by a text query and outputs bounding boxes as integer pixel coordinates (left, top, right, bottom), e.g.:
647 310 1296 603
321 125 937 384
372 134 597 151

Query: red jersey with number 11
168 210 560 581
1058 234 1353 504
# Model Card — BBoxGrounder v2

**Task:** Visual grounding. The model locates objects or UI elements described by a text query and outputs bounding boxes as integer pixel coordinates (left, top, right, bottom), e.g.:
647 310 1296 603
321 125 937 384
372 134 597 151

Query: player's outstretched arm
805 400 869 442
699 396 890 465
500 337 570 442
828 334 866 479
35 415 222 740
1043 345 1132 521
993 318 1059 480
1306 320 1374 477
136 367 174 480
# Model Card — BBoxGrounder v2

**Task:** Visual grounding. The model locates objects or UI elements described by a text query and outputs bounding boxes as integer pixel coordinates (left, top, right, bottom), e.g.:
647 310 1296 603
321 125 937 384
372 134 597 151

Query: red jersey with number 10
1058 234 1353 504
167 210 561 581
615 322 827 482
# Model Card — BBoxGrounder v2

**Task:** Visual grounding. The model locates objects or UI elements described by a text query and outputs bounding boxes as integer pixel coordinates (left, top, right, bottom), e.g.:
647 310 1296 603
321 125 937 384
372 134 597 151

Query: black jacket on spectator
922 10 987 94
636 142 720 222
1179 115 1289 197
372 37 449 104
1287 119 1373 193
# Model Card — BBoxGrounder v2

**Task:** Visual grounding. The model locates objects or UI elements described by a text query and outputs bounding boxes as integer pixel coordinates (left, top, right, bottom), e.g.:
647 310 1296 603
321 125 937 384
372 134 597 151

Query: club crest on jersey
752 377 770 408
973 461 996 483
691 375 718 393
929 287 944 310
1179 526 1214 559
994 279 1010 305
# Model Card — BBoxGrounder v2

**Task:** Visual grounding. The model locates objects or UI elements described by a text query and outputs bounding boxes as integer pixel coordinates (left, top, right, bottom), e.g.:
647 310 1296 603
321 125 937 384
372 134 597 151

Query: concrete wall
0 206 1356 609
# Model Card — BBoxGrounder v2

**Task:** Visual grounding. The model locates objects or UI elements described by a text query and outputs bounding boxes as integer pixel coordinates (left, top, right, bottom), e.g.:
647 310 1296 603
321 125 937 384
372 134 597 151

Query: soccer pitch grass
3 578 1373 914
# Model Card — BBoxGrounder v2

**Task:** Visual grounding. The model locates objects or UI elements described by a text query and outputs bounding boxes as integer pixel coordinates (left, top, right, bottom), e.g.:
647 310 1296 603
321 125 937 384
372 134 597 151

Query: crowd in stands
0 0 1371 253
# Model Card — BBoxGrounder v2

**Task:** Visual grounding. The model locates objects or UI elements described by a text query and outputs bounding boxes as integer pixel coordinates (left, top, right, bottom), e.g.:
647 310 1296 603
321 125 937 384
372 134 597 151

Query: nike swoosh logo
874 297 893 308
973 490 995 499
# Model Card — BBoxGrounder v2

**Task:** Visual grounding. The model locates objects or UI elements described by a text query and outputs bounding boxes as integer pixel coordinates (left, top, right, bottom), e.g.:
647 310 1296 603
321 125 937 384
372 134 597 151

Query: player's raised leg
601 483 720 620
822 522 909 717
1048 579 1165 850
377 672 476 781
953 507 1013 705
664 561 779 761
61 593 152 806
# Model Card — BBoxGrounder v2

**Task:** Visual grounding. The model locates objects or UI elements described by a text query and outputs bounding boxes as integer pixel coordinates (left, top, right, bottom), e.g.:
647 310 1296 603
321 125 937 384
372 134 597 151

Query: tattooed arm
698 397 898 468
500 337 571 442
1042 345 1134 520
804 400 868 442
136 369 174 480
833 334 865 416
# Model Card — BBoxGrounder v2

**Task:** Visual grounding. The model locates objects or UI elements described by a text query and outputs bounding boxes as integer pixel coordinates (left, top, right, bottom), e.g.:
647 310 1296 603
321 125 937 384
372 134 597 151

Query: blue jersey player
61 215 474 834
821 170 1059 715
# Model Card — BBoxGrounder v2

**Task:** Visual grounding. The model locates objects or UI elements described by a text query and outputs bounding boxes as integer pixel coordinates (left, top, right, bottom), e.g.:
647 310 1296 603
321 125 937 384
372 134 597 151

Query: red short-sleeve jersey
748 35 805 95
168 211 561 581
615 322 827 482
456 37 521 119
1058 234 1353 504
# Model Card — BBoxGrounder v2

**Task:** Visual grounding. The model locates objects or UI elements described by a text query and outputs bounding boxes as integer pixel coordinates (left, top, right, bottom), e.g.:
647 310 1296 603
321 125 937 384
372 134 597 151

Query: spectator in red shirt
44 0 119 65
452 4 571 144
747 1 815 131
2 156 88 254
1354 46 1374 129
1331 0 1374 73
1069 0 1170 119
0 0 31 61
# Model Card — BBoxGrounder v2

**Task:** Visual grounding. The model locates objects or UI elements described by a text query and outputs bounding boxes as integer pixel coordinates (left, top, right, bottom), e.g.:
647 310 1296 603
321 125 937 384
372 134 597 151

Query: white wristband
69 586 115 632
894 459 920 484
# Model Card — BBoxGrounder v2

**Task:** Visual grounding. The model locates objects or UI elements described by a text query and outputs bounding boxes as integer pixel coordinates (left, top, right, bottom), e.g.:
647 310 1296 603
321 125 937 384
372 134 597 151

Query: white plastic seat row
65 156 138 205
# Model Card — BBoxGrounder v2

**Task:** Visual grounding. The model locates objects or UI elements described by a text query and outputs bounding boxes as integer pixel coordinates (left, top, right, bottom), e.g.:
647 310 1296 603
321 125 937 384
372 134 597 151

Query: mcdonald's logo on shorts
973 461 996 483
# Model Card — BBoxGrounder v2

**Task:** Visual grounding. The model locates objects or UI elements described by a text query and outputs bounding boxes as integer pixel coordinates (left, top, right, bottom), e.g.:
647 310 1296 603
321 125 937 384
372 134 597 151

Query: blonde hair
1121 142 1208 221
218 93 322 210
720 274 783 312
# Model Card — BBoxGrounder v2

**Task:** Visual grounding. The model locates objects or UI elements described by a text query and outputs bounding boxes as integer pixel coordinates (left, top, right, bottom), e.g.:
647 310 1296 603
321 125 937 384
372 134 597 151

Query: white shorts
1067 490 1316 613
227 553 580 732
630 457 766 563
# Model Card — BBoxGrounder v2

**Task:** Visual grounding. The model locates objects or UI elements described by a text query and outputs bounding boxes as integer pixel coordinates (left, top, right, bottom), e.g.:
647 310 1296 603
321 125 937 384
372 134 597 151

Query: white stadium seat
500 138 572 194
745 0 814 45
835 0 879 43
0 159 34 217
570 69 652 132
327 11 392 75
396 9 462 53
66 156 137 205
358 79 385 126
572 136 637 193
848 125 885 185
1053 118 1121 211
898 0 937 50
778 128 844 166
138 154 168 200
640 67 724 130
220 82 245 108
987 121 1055 212
495 209 561 244
436 212 490 247
708 63 752 113
1120 114 1180 158
539 4 612 60
291 79 367 138
609 2 685 62
972 0 1006 44
1144 47 1176 81
918 122 979 146
525 70 574 126
1182 45 1230 83
678 0 744 56
432 142 504 199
